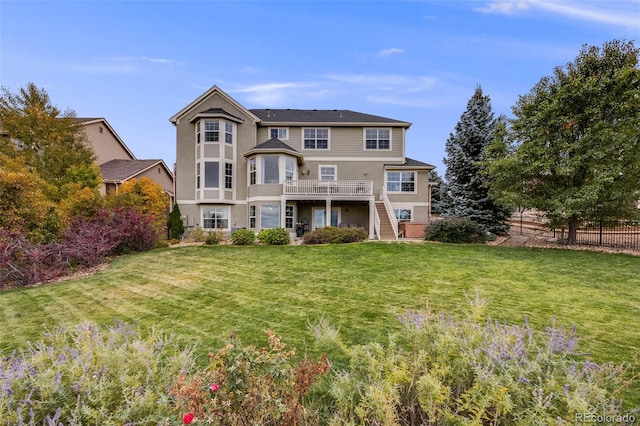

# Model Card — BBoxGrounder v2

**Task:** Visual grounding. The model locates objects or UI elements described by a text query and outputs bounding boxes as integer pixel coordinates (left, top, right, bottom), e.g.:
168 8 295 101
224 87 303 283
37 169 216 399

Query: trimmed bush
302 226 367 244
230 228 256 245
0 321 195 425
257 227 290 245
205 229 225 245
425 217 487 243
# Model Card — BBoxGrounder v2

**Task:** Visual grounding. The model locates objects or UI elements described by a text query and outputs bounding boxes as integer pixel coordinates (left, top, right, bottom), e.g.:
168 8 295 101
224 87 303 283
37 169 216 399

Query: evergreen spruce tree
428 170 445 215
167 204 185 239
441 86 512 235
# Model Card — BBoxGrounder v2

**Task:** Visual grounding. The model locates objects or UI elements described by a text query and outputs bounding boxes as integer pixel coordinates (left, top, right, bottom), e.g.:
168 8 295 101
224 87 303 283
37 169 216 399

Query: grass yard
1 242 639 385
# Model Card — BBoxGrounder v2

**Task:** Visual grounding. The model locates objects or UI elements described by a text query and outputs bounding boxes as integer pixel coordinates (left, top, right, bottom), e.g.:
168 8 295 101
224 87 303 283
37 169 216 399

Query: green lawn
1 242 639 373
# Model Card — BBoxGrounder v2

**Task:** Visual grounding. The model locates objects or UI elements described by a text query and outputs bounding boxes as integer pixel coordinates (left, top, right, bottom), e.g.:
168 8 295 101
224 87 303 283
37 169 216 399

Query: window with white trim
196 122 201 145
224 163 233 189
203 207 229 229
249 205 256 228
262 156 279 184
285 157 295 181
365 129 390 150
261 205 280 228
204 162 219 188
303 128 329 149
225 121 233 144
204 120 219 142
393 209 412 221
196 162 201 189
270 128 288 140
387 171 415 193
285 205 294 229
249 158 256 185
319 165 336 181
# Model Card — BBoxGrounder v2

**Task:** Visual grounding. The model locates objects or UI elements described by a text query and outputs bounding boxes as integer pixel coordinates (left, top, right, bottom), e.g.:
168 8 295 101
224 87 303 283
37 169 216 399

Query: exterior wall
136 165 174 194
83 121 134 164
257 126 404 160
173 88 433 236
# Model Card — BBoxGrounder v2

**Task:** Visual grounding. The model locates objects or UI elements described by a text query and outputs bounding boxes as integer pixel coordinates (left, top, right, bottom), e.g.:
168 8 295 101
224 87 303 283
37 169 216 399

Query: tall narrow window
204 120 219 142
196 122 201 145
262 155 279 184
285 157 295 181
285 205 294 229
225 163 233 189
225 121 233 144
204 162 219 188
249 158 256 185
249 205 256 228
196 162 201 189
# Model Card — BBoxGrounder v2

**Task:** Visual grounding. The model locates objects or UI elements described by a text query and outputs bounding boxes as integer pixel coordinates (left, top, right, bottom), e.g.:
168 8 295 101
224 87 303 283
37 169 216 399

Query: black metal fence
567 219 640 250
515 219 640 250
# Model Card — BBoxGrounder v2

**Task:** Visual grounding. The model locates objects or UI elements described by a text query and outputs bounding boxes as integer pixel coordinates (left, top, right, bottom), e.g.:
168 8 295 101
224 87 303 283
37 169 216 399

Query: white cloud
324 74 436 93
230 82 316 106
476 0 640 29
378 47 405 58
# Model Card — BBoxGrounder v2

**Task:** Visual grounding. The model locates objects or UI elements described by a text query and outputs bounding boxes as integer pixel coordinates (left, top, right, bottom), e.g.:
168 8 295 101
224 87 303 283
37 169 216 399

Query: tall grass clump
313 295 638 425
0 321 195 425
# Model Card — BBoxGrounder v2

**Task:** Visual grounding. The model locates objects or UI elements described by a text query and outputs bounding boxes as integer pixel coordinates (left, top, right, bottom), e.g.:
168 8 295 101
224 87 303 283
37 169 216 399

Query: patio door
313 207 340 229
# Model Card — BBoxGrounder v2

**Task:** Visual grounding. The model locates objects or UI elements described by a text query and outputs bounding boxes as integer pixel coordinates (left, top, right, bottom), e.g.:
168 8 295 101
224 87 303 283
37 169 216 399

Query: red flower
210 383 219 392
183 413 194 424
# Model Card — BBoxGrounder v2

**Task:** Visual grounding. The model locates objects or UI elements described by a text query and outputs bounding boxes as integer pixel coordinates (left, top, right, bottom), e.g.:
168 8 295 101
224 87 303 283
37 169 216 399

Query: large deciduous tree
485 40 640 244
441 86 512 235
0 82 97 199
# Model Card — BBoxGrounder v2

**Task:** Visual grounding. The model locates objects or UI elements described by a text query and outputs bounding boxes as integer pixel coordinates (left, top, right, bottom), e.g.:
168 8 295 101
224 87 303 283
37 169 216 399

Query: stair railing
379 187 399 240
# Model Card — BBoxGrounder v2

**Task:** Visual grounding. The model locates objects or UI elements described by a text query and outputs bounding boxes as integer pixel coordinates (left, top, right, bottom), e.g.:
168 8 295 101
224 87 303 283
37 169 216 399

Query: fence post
599 220 603 246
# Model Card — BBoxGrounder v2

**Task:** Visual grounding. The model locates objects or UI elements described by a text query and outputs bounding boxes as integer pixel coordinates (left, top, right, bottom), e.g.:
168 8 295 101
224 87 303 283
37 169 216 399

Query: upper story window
319 165 336 181
204 120 219 142
249 158 256 185
204 162 220 188
224 163 233 189
303 128 329 150
285 157 295 181
270 128 288 140
365 129 390 150
225 122 233 144
387 171 415 193
262 155 280 184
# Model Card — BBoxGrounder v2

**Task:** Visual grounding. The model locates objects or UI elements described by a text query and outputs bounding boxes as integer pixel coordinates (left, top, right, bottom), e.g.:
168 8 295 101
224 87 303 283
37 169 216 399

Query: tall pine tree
441 86 512 235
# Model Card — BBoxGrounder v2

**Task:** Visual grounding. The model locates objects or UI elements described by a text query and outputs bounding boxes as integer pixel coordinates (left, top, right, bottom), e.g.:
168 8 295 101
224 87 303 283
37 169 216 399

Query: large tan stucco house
170 86 435 240
74 118 174 204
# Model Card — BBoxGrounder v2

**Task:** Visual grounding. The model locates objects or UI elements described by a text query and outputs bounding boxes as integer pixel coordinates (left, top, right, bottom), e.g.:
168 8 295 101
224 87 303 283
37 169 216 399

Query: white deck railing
283 180 373 197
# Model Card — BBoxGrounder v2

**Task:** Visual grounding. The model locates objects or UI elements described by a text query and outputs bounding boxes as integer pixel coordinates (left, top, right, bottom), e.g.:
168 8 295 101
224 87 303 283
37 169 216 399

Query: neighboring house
170 86 435 240
73 118 174 204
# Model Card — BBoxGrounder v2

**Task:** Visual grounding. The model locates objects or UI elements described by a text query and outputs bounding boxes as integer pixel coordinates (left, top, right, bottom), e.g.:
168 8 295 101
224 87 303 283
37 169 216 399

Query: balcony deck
283 180 373 199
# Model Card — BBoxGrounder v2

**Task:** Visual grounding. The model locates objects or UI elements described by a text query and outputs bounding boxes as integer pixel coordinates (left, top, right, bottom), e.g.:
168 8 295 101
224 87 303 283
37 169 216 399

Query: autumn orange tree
107 177 169 235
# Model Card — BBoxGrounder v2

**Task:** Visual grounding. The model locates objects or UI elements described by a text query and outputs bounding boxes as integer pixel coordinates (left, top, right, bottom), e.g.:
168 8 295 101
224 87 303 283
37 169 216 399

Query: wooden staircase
375 202 397 240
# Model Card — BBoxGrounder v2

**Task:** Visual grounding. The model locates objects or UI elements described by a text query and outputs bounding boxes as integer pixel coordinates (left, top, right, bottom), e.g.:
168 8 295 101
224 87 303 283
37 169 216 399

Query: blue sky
1 1 638 174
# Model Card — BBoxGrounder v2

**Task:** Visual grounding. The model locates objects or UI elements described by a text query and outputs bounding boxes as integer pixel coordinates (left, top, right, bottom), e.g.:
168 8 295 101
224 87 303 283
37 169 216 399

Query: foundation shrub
425 217 487 243
302 227 367 244
314 295 636 425
257 227 290 245
171 331 329 425
0 321 195 425
230 229 256 245
205 230 225 245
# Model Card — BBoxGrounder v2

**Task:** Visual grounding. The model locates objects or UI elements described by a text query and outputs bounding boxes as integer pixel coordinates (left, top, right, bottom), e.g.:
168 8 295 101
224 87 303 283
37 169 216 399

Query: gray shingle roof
385 157 436 169
99 159 164 181
253 138 299 153
192 108 244 122
250 109 410 125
